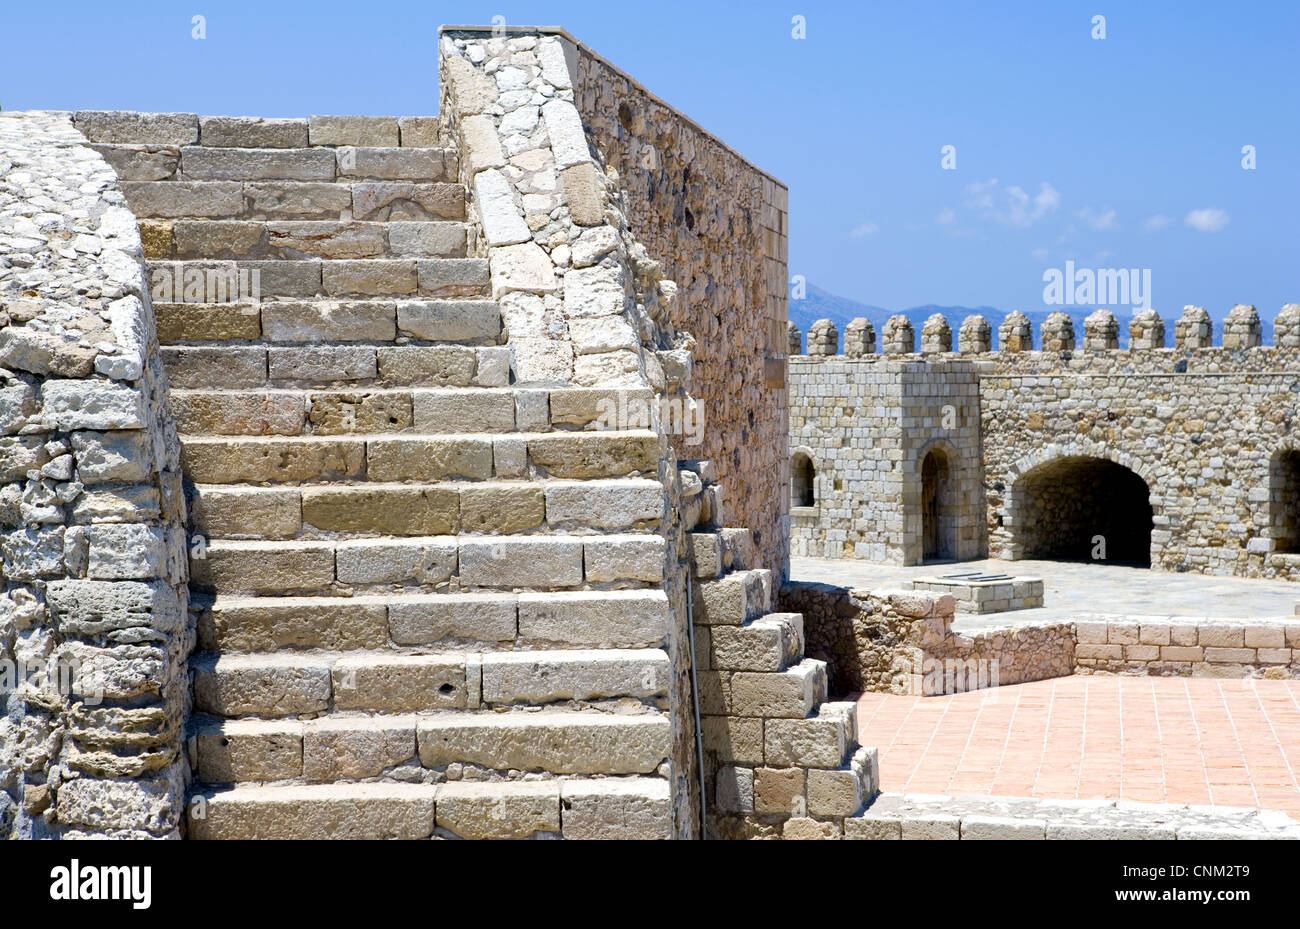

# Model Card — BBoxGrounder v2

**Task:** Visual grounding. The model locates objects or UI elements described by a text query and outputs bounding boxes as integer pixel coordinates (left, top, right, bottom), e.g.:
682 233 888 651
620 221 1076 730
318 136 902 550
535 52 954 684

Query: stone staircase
684 464 879 838
82 112 677 839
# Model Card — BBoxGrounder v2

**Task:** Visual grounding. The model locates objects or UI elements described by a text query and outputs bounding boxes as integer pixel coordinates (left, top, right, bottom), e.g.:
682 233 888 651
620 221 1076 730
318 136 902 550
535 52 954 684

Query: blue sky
3 0 1297 317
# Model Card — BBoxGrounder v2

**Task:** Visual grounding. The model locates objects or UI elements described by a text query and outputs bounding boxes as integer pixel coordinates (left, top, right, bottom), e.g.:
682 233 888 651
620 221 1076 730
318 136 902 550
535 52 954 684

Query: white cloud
850 221 879 238
964 178 998 211
964 178 1059 227
1143 214 1172 231
1185 208 1229 232
1030 247 1049 261
1076 206 1117 230
936 207 956 226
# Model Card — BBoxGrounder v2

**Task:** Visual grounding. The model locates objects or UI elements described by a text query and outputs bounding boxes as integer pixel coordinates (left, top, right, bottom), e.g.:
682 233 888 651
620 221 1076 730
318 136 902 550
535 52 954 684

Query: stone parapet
0 111 190 838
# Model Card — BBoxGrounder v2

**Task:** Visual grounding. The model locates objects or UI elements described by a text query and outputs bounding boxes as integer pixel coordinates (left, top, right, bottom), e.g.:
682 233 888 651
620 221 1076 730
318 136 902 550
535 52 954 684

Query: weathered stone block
332 655 466 711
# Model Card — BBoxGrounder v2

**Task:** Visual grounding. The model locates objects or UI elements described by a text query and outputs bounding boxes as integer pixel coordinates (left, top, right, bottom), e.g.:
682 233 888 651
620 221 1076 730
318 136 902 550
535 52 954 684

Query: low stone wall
780 583 1072 697
1076 617 1300 679
784 580 1298 696
0 111 190 838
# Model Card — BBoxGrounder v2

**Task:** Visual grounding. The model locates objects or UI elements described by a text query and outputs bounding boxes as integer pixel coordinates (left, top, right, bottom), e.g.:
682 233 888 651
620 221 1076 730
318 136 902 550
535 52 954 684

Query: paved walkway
856 676 1300 816
793 556 1300 628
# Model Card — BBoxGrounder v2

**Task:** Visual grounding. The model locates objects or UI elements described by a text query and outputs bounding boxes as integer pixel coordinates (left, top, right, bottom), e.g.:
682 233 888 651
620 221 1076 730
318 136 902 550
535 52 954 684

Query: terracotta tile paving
856 676 1300 817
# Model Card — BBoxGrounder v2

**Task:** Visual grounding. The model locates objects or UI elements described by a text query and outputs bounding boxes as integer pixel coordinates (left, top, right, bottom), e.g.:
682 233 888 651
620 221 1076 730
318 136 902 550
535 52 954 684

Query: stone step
188 533 665 595
189 673 670 772
122 180 465 221
158 300 507 348
162 342 511 392
196 588 672 652
145 258 488 301
190 647 669 722
175 387 517 434
188 479 665 538
154 145 455 183
692 568 774 626
708 612 805 673
172 384 652 430
688 527 757 579
150 219 467 261
178 430 662 484
416 709 670 775
701 700 858 773
188 782 441 839
187 777 672 839
699 657 829 720
75 112 443 149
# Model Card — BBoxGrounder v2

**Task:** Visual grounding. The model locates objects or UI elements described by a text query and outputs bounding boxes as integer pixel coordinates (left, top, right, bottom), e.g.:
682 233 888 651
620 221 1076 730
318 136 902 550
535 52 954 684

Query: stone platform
793 557 1300 632
911 572 1043 613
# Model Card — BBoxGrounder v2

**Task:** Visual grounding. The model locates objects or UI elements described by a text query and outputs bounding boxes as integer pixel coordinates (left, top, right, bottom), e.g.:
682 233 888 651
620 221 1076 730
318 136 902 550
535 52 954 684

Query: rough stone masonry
0 110 190 839
790 310 1300 581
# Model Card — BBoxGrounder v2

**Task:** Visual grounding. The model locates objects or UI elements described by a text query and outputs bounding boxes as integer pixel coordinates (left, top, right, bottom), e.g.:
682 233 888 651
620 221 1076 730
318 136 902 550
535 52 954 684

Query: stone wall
0 111 189 838
788 311 1300 580
784 580 1300 696
439 27 702 836
789 358 983 564
779 583 1072 696
983 366 1300 579
569 37 791 580
1075 617 1300 679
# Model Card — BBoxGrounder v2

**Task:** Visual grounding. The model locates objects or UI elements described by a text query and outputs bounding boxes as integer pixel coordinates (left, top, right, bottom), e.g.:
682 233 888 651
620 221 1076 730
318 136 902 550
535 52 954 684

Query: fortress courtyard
794 556 1300 819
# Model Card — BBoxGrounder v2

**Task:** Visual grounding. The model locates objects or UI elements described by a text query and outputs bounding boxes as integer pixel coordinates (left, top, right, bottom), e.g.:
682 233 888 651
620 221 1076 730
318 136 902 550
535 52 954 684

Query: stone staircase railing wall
0 111 190 838
440 24 702 837
441 27 846 840
567 32 792 582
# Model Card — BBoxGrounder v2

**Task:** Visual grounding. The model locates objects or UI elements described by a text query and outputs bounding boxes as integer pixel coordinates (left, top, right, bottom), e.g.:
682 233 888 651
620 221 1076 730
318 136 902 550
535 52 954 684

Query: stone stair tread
187 781 441 840
187 777 672 840
180 430 657 441
189 477 665 536
194 587 671 655
178 431 662 486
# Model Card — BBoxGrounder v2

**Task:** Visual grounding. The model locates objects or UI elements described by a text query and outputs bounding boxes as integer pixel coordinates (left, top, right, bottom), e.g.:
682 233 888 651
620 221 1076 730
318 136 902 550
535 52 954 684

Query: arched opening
1012 456 1153 566
791 452 815 507
921 447 954 562
1271 450 1300 553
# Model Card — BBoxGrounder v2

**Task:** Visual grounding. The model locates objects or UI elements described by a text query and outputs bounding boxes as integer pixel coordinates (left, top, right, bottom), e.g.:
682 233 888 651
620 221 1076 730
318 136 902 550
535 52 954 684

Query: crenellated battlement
789 303 1300 363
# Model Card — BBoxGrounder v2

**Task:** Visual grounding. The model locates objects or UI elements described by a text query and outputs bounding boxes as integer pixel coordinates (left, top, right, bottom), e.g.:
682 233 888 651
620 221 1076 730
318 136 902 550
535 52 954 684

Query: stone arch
1270 447 1300 553
1006 447 1155 566
790 446 817 508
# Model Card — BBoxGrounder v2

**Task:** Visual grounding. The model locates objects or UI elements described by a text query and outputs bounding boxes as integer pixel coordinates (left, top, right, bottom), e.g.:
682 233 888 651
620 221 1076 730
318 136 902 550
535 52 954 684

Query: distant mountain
788 284 888 332
790 284 1191 351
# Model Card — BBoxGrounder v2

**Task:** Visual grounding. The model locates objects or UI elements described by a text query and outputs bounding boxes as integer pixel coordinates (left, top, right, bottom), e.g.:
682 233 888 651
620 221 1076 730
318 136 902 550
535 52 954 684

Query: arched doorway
1271 449 1300 553
791 452 815 507
1011 456 1153 566
921 447 954 562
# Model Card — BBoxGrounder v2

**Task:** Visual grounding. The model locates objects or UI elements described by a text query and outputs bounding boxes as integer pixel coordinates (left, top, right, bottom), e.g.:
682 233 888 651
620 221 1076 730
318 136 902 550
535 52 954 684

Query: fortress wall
789 358 981 565
983 371 1300 579
0 111 190 838
789 336 1300 579
569 41 791 580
